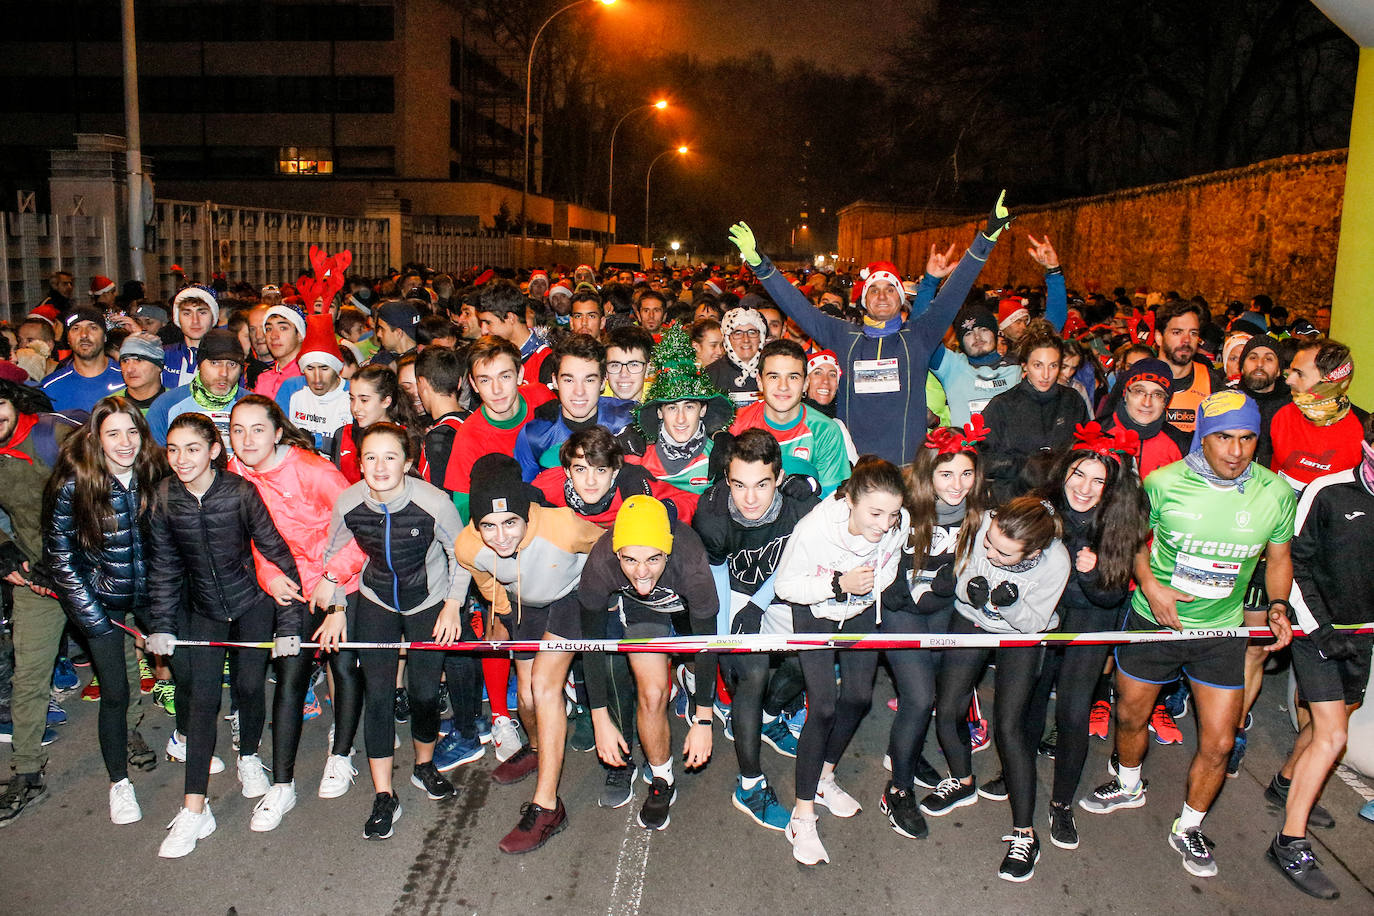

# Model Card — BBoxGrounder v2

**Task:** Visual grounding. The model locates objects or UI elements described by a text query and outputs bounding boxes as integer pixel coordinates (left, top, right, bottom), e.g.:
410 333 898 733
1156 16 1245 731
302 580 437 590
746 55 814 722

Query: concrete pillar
1330 46 1374 409
365 191 408 270
48 133 153 285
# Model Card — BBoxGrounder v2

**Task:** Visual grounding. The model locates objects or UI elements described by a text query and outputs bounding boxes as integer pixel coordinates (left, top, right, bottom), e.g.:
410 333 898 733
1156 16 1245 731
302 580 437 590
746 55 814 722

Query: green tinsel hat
637 326 735 442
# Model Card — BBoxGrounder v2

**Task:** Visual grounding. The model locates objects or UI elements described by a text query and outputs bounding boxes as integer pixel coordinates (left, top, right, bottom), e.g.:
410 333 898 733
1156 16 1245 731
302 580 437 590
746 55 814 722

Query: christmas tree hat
637 325 735 443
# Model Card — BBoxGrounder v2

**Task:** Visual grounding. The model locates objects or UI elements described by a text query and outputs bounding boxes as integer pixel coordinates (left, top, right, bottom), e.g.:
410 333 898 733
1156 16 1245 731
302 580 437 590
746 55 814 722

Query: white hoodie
775 494 909 624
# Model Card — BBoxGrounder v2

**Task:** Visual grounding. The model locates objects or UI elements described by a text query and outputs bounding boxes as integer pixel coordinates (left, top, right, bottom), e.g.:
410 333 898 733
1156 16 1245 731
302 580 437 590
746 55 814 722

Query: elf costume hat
637 325 734 443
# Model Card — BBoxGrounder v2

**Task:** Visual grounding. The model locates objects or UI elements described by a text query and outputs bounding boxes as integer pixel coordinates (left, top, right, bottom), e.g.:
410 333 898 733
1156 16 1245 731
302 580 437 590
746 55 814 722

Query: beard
1242 368 1277 392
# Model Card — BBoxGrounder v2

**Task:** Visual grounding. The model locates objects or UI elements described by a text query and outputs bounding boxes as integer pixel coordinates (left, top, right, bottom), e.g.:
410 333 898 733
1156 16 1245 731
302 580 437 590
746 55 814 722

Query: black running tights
87 628 131 783
882 606 951 789
722 653 770 778
354 598 443 759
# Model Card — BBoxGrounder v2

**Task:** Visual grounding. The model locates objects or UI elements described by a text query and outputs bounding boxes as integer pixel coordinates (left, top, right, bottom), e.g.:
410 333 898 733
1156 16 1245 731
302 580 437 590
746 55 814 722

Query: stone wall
837 150 1348 317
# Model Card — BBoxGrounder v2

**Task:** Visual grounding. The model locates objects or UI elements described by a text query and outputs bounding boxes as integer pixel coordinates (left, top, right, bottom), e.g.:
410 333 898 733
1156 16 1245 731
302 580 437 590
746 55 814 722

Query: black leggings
764 656 806 717
934 614 1044 829
87 627 133 782
442 609 482 741
722 653 770 778
882 605 952 789
792 602 879 802
181 601 275 796
353 598 443 759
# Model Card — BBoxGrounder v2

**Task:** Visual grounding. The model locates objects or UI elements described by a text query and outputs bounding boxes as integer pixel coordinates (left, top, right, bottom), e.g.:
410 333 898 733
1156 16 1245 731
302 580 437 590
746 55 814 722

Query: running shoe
887 697 899 711
151 679 176 717
600 762 637 809
1048 801 1079 849
475 714 492 744
499 799 566 854
0 723 57 745
228 710 240 751
786 811 829 865
164 731 225 774
46 696 67 725
1225 728 1247 778
637 776 676 830
1148 704 1183 745
1037 726 1057 759
438 688 453 722
733 776 789 831
0 774 48 826
363 792 401 840
761 716 798 758
222 657 231 687
1163 682 1189 719
1267 834 1340 899
318 754 358 799
914 754 942 790
1168 820 1217 877
998 831 1040 882
815 774 861 817
250 781 297 832
921 778 978 816
158 803 216 858
410 761 455 799
302 684 322 722
71 649 90 667
969 717 990 753
1359 799 1373 823
881 785 928 839
492 745 538 785
715 700 733 742
393 687 410 724
783 705 807 738
51 657 78 691
81 678 101 702
109 778 142 825
139 657 155 694
978 774 1008 802
1079 777 1146 814
433 731 485 772
1088 700 1110 740
672 664 692 720
568 703 595 753
127 729 157 771
1263 774 1335 829
237 754 270 798
491 714 523 762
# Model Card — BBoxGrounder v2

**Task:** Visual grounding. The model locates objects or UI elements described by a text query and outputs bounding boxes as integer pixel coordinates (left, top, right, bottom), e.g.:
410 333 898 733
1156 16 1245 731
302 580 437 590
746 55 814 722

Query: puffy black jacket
147 470 303 637
981 379 1089 503
44 474 148 638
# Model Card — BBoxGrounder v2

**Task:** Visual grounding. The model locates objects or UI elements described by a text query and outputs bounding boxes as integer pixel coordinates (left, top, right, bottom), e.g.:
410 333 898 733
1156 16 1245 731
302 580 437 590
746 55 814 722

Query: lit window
278 147 334 175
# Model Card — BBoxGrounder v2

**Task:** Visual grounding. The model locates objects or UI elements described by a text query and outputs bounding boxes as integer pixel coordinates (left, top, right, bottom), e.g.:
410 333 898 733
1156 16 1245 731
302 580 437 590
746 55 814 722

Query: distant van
598 244 657 272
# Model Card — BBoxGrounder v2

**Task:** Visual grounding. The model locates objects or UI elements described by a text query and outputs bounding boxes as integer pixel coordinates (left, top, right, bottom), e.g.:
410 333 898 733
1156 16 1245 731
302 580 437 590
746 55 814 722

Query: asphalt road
3 663 1372 915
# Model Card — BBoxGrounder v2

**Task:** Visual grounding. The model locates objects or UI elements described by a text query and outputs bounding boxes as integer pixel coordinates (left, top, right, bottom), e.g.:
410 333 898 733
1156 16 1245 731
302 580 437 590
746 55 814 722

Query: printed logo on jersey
792 446 811 462
1347 511 1366 521
1235 511 1250 529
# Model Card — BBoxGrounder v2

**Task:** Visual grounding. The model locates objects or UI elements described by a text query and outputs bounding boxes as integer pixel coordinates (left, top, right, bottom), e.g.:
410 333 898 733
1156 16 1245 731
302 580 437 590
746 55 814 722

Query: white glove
145 632 177 657
272 635 301 658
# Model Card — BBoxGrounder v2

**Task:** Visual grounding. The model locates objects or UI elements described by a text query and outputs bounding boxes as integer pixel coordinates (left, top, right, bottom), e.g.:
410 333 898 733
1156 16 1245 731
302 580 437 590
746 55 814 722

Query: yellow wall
1330 46 1374 411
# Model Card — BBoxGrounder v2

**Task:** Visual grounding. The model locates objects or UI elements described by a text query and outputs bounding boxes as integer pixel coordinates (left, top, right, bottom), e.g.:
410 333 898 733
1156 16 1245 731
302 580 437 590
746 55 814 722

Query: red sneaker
492 746 539 785
81 679 101 702
1149 704 1183 745
498 799 567 854
139 659 155 695
1088 701 1110 740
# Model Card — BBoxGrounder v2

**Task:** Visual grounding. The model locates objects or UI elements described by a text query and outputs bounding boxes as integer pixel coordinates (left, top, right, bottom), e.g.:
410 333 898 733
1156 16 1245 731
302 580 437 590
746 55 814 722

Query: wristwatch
694 718 712 727
832 571 846 601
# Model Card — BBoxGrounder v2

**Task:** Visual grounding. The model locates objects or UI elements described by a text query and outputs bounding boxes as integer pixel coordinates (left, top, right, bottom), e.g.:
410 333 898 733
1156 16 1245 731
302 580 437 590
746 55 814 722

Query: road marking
605 803 651 915
1336 764 1374 802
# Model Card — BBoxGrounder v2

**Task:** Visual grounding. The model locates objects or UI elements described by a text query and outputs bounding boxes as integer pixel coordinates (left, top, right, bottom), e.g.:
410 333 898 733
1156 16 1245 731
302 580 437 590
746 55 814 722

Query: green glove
985 190 1013 241
728 222 762 267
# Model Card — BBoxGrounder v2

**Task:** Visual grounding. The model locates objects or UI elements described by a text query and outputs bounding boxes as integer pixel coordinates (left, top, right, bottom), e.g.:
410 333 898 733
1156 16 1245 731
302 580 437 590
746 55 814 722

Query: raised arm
728 222 853 351
1026 234 1066 331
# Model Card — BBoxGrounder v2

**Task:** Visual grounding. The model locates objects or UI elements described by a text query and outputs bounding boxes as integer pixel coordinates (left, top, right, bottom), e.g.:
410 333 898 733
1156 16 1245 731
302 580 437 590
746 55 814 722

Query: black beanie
469 454 537 523
954 305 998 342
198 328 244 363
1237 334 1282 369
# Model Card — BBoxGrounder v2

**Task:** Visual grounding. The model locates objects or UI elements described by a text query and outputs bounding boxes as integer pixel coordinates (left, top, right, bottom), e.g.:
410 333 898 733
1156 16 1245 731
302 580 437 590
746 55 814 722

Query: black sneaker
363 792 402 839
127 729 157 772
636 776 676 831
1267 834 1340 900
920 777 977 816
881 785 928 839
393 687 410 724
1048 801 1079 849
1264 775 1335 829
998 830 1040 882
978 774 1009 801
569 704 596 753
1037 727 1057 759
0 773 48 827
599 762 637 809
913 754 942 790
410 762 455 800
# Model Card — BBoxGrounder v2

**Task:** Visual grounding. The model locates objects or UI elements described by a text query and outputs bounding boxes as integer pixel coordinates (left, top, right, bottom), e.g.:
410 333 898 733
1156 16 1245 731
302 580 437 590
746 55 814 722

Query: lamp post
521 0 615 267
644 146 687 248
608 98 667 243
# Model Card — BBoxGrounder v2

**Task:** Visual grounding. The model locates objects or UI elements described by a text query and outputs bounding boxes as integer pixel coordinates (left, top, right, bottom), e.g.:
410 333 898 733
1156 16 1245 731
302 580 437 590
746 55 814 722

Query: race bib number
853 357 901 394
1170 552 1241 600
967 398 992 414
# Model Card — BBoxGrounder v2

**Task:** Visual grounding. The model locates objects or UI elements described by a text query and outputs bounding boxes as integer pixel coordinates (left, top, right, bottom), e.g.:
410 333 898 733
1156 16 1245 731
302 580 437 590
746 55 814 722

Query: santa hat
703 278 725 297
26 304 60 328
474 269 496 286
528 269 549 288
549 279 573 299
859 261 902 304
89 275 116 297
265 303 307 340
174 285 220 324
807 349 842 378
1061 310 1087 338
298 315 343 373
633 272 648 284
997 297 1029 330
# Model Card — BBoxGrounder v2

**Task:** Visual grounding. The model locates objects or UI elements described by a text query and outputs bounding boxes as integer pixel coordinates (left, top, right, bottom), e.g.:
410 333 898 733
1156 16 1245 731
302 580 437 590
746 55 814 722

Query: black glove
1311 624 1360 661
985 190 1014 240
0 541 28 580
780 473 821 502
930 563 956 598
731 601 765 635
965 576 990 608
990 581 1019 608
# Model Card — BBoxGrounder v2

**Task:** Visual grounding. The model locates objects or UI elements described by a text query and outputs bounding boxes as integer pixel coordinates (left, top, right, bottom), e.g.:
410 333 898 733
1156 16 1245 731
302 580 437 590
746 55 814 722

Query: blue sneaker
714 699 733 741
302 684 322 722
1163 681 1189 720
1226 728 1248 778
761 716 798 758
732 775 789 831
475 715 492 744
783 706 807 738
1360 800 1374 823
433 731 485 772
46 697 67 726
506 674 518 718
0 722 57 745
52 657 78 691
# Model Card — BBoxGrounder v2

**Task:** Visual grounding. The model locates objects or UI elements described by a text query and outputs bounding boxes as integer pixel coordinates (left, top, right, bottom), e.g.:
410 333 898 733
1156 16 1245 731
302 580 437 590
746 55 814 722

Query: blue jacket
146 381 248 450
161 342 199 389
754 231 997 464
513 396 639 481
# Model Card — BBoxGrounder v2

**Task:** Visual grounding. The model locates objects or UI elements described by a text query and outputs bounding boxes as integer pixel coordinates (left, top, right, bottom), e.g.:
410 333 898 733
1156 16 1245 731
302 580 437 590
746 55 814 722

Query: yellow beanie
612 496 674 554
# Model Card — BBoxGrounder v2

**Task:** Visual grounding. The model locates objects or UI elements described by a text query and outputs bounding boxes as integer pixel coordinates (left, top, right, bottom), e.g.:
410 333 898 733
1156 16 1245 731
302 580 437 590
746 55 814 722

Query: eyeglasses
607 360 647 374
1125 385 1168 403
728 329 761 340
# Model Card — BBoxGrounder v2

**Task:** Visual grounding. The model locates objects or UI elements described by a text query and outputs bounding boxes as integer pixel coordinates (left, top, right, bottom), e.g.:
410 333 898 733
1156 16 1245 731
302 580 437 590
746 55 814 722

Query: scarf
720 308 765 385
1184 446 1253 494
191 372 239 411
861 314 902 338
1112 397 1166 442
1018 377 1060 404
1359 439 1374 497
728 489 783 528
657 422 706 475
805 396 837 419
1291 365 1353 426
0 412 38 464
564 470 618 517
935 499 966 526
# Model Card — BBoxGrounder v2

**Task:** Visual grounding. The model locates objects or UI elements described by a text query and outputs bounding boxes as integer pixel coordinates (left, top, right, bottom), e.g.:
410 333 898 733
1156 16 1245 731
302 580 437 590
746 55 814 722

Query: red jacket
532 464 699 527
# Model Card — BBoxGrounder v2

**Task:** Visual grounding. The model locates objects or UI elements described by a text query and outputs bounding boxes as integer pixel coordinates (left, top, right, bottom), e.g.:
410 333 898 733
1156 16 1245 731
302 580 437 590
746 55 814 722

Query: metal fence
409 228 599 272
0 212 116 322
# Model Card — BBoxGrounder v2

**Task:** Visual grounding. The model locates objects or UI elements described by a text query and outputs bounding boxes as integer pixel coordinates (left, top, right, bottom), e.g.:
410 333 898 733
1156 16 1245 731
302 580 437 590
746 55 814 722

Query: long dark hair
838 455 905 503
166 412 228 471
45 396 168 553
352 364 418 429
1041 448 1149 590
231 394 317 454
904 443 988 571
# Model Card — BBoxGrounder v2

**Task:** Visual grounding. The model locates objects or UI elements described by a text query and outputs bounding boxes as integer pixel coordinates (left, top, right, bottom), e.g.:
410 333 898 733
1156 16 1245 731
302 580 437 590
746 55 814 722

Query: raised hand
985 190 1014 241
727 222 761 266
925 242 960 279
1026 233 1060 269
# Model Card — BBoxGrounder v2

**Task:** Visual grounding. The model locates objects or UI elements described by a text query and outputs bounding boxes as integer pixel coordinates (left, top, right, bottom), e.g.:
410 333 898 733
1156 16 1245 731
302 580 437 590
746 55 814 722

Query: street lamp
521 0 615 267
607 97 668 242
670 240 681 267
644 146 688 247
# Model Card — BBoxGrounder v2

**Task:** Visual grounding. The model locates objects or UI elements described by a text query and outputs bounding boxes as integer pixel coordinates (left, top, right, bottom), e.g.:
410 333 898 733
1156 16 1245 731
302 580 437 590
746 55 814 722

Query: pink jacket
229 446 365 596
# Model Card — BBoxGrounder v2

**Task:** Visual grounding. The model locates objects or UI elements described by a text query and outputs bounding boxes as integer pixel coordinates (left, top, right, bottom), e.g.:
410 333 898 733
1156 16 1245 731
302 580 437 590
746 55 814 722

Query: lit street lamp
608 98 668 242
644 146 688 248
521 0 615 266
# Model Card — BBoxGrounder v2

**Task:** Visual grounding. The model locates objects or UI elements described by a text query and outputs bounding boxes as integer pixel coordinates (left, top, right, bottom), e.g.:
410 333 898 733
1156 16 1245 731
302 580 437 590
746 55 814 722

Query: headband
924 414 991 455
1071 421 1141 461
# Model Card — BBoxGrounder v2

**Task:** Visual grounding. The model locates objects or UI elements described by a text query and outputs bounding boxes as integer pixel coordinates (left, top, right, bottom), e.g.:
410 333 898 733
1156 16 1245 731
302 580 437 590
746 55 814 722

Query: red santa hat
997 297 1029 330
297 315 343 374
1061 310 1087 338
807 349 842 378
529 269 549 286
859 261 903 304
703 278 725 296
26 304 60 328
89 275 116 297
549 278 574 299
474 269 496 286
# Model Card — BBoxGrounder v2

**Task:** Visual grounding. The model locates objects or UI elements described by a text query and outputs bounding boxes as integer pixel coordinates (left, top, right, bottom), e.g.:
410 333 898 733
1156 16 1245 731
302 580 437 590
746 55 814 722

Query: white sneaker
164 731 225 774
319 754 359 799
158 803 216 858
109 778 142 825
250 782 297 832
491 715 523 763
815 775 862 817
786 812 830 865
237 753 270 799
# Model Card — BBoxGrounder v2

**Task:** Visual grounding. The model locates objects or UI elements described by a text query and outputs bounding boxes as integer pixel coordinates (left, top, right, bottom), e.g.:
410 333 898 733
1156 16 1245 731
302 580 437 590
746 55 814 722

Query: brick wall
837 150 1348 318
